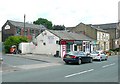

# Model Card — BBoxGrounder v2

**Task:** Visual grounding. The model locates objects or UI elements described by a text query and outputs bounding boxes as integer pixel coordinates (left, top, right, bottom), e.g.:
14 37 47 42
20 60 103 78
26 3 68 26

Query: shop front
60 40 74 58
60 40 92 58
74 41 83 51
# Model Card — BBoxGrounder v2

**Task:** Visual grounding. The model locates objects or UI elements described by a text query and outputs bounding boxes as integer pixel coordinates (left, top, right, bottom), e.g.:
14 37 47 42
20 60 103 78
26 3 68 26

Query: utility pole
24 14 26 36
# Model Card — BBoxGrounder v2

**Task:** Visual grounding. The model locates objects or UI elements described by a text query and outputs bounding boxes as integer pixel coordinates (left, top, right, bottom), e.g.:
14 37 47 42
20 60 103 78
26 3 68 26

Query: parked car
63 51 93 64
90 51 108 61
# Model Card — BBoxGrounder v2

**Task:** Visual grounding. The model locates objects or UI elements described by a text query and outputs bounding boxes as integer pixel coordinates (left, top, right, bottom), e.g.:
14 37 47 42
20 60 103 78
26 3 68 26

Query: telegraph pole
24 14 26 36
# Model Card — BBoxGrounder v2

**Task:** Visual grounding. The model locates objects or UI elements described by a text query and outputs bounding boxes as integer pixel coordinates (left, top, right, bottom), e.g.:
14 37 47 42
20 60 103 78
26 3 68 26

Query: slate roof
67 23 108 33
66 27 75 31
92 23 118 29
49 30 95 41
90 25 108 33
8 20 46 29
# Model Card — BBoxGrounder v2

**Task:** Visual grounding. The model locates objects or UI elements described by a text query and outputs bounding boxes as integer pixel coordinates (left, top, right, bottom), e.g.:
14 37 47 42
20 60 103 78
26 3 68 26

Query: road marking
102 63 115 68
65 69 94 78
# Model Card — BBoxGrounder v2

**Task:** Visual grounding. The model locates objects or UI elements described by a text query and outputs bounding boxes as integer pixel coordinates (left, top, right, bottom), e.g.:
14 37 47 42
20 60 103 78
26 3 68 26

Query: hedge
4 36 29 53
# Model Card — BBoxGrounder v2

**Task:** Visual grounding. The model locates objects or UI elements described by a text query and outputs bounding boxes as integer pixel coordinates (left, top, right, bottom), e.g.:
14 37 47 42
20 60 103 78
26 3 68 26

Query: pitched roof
8 20 46 29
66 27 75 31
69 23 108 33
90 25 108 33
92 23 118 29
49 30 95 41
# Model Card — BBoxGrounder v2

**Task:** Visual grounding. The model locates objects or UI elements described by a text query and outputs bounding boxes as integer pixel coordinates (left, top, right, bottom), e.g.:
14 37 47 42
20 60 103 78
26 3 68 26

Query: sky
0 0 119 30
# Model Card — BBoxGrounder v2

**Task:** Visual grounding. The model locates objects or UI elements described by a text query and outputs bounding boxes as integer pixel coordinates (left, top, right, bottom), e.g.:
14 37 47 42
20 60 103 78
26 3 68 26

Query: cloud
0 0 119 30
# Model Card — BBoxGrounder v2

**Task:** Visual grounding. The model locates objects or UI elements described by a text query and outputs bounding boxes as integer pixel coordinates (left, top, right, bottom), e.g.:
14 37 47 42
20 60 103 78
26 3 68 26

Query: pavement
1 63 21 72
5 53 64 64
1 54 64 72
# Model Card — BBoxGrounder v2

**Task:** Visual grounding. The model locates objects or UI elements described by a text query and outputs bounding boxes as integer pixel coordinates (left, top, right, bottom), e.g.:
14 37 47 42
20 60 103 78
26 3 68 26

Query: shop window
74 45 77 51
66 44 70 53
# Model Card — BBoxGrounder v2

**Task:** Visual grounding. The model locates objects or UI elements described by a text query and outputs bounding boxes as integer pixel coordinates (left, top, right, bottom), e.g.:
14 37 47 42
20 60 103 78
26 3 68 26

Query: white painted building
32 30 60 55
32 30 94 57
97 30 110 51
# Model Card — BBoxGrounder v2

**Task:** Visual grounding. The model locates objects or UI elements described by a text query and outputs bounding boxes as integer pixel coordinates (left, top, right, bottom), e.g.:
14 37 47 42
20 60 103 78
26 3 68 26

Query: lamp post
24 14 26 36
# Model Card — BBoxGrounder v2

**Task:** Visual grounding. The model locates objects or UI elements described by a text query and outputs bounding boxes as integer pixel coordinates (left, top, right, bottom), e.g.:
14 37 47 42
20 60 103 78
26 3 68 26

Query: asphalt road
2 55 118 82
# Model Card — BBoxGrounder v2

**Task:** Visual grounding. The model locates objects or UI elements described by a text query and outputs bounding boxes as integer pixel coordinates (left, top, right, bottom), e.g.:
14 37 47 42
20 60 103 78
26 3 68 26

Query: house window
56 40 59 44
99 33 101 40
102 33 104 40
117 41 119 44
16 28 21 35
36 30 39 36
27 29 30 35
97 33 100 40
41 29 44 33
30 29 34 35
24 29 28 36
43 42 46 45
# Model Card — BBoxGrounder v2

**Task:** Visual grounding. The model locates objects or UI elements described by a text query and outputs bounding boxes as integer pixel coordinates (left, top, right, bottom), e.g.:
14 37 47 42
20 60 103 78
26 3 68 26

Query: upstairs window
16 28 21 35
36 30 39 36
30 29 34 35
24 29 28 36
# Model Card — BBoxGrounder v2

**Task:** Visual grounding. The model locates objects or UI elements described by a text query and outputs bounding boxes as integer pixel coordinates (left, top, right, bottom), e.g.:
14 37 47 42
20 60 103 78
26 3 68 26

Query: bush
115 48 120 52
4 36 28 53
110 49 116 52
109 48 120 55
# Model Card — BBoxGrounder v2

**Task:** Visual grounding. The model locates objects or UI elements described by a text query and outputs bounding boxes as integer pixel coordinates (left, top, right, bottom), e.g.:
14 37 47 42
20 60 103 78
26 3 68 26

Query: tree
33 18 53 30
53 25 65 30
4 36 28 53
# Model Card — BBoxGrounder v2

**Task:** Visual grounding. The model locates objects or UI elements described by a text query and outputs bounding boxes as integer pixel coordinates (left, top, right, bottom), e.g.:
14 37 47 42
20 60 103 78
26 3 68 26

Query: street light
24 14 26 36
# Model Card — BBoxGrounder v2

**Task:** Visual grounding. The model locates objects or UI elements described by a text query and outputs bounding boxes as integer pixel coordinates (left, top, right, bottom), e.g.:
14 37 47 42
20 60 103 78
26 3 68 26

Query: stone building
2 20 46 42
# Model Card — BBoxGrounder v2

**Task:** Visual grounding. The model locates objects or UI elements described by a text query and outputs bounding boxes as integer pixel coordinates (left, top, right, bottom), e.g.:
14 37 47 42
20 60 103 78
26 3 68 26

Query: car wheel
105 58 107 61
89 58 93 63
78 59 81 65
99 58 102 62
65 62 69 64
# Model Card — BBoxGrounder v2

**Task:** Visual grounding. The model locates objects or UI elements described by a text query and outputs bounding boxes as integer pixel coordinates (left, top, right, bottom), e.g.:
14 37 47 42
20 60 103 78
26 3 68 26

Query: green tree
53 25 65 30
4 36 28 53
33 18 53 30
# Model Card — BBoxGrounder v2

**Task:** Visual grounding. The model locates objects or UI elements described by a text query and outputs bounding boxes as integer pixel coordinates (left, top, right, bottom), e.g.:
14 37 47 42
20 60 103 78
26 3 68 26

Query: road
2 55 119 82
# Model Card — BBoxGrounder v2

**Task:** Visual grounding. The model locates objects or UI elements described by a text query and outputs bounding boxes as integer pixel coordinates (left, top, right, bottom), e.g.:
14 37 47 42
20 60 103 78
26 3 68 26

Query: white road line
102 63 115 68
65 69 94 78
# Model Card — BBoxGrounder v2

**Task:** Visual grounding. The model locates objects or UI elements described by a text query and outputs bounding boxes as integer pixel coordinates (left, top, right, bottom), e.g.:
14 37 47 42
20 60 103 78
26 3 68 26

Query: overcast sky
0 0 119 30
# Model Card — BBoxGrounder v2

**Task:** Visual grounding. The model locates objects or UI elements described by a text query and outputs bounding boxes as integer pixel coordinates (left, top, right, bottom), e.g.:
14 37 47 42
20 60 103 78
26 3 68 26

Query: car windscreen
100 52 106 54
67 51 79 55
91 51 99 54
78 52 86 56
